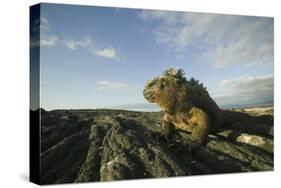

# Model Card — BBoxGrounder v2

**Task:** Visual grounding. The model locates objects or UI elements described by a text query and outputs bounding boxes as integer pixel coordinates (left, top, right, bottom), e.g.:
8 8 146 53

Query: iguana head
143 68 186 111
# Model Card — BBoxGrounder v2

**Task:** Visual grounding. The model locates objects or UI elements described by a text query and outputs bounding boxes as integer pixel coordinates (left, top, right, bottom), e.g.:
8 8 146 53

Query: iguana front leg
181 107 210 149
161 113 175 141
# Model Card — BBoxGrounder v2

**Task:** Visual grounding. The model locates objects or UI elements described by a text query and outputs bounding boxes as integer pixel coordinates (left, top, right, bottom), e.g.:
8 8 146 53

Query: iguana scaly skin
143 68 224 148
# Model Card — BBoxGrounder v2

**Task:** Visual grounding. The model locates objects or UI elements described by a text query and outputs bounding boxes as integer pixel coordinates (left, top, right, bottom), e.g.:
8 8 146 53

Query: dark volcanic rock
40 109 274 185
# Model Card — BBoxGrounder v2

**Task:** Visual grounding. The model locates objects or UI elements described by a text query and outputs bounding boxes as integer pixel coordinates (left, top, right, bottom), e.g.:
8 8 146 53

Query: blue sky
33 3 274 111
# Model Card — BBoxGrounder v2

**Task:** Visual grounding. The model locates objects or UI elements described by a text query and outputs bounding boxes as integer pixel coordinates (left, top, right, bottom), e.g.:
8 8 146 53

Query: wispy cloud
96 80 139 92
213 74 273 107
40 34 59 47
39 17 50 32
96 80 128 89
61 36 92 50
138 10 273 68
30 34 58 48
94 47 116 59
32 17 50 32
31 17 118 60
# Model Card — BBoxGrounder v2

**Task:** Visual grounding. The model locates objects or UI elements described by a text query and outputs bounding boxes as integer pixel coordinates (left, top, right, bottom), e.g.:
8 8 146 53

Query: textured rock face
40 108 273 185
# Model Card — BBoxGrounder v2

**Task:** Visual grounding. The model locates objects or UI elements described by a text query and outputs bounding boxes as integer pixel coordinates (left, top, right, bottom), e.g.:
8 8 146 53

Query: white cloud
62 36 92 50
40 34 59 47
138 10 180 25
94 47 116 59
39 17 50 32
97 81 111 85
30 34 58 48
219 74 273 88
31 18 119 60
138 10 273 68
31 17 57 47
96 80 129 90
213 74 273 107
30 36 40 48
33 17 50 32
96 80 139 92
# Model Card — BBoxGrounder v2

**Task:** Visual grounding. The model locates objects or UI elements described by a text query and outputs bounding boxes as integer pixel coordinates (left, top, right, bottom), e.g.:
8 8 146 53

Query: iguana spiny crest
143 67 224 148
143 68 208 112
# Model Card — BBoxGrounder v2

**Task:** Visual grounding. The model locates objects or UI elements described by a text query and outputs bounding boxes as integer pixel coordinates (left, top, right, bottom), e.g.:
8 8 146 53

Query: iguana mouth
143 89 156 102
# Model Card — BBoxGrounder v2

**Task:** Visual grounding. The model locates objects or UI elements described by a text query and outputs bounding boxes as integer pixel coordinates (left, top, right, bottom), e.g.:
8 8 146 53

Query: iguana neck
159 89 179 114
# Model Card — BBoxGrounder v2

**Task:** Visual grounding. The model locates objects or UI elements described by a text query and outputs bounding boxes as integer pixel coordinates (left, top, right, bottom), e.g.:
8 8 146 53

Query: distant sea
41 100 273 112
219 100 273 110
111 100 274 112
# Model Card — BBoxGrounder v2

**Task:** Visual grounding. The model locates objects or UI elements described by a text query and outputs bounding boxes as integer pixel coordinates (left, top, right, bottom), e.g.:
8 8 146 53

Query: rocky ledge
38 107 273 184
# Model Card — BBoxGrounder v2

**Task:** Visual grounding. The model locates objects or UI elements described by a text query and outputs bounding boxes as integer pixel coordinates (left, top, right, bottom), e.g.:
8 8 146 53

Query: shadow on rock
39 108 273 184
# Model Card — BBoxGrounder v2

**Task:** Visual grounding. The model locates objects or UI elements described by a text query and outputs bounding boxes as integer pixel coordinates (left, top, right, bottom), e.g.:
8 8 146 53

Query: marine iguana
143 68 224 149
